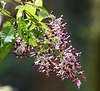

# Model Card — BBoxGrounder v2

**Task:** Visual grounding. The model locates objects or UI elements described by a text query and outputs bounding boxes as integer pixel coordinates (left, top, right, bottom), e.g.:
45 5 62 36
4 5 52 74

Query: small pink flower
81 75 86 81
77 78 81 89
55 44 60 50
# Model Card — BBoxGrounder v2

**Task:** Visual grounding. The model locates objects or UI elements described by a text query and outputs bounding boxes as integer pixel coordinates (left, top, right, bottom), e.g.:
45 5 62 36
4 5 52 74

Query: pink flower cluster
13 15 86 88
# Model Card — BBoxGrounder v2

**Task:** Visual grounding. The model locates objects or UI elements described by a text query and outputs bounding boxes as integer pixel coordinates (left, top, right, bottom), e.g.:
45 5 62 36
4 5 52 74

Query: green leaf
55 38 58 43
15 5 25 19
29 24 36 30
18 18 38 46
15 5 22 10
33 0 43 7
28 36 38 46
15 0 21 2
0 26 16 46
25 10 39 24
0 42 14 61
38 11 47 17
39 22 48 30
3 21 11 28
39 15 56 21
25 3 36 17
18 18 28 40
37 11 48 21
36 6 56 21
39 45 49 52
37 6 49 15
0 9 11 17
0 26 15 61
28 29 44 40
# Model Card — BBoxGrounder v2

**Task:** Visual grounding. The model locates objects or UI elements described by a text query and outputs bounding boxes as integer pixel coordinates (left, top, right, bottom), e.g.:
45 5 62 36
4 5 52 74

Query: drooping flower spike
13 13 86 89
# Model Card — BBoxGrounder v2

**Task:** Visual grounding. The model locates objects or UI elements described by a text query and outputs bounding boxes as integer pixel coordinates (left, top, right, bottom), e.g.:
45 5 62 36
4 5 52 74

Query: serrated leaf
0 26 16 46
0 42 14 61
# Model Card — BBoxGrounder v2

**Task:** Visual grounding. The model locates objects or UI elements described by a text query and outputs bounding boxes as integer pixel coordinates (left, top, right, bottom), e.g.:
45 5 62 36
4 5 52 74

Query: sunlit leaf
25 10 39 24
17 0 21 1
15 5 25 19
0 9 11 17
39 22 48 30
25 3 36 17
28 36 38 46
0 26 16 46
15 0 21 2
29 24 36 30
3 21 11 28
34 0 43 7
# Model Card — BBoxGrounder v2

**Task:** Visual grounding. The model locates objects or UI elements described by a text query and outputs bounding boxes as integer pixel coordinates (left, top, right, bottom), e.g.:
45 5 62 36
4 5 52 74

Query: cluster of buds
13 36 41 58
13 14 86 88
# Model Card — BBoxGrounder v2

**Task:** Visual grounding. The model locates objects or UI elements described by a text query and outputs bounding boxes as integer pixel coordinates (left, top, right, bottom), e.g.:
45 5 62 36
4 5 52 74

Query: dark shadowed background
0 0 100 91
